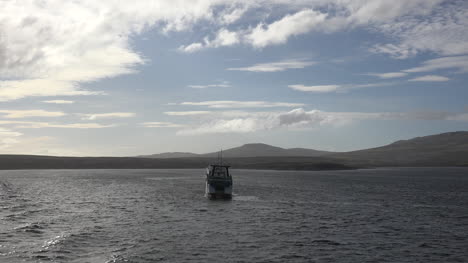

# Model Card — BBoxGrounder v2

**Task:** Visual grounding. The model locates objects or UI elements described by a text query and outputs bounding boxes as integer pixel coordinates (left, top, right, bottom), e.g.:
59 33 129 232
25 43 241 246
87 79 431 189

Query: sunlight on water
0 168 467 262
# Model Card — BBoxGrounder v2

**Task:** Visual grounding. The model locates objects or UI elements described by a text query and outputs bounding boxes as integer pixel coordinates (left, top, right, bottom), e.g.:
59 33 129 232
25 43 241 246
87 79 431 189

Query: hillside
331 131 468 166
138 152 199 158
0 155 351 171
140 143 332 159
0 131 467 170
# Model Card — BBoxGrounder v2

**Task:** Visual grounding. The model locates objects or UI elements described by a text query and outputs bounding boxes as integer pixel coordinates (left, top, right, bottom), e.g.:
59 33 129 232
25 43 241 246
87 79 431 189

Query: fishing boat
205 151 232 199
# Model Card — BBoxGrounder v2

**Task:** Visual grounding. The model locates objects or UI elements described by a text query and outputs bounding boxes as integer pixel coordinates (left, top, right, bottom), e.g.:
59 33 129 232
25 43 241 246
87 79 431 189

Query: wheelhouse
206 165 231 179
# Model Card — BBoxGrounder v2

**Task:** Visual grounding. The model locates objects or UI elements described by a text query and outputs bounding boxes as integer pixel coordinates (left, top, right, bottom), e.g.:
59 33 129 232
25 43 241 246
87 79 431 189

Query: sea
0 168 467 262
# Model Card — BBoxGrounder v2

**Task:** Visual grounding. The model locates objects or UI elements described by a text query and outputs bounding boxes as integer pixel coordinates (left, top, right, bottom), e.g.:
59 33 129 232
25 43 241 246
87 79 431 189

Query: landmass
0 131 466 170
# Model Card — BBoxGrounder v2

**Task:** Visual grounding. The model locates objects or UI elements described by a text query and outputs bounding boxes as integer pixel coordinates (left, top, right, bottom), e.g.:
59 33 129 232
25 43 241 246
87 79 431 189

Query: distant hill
138 152 199 158
141 143 332 159
0 155 351 171
0 131 467 170
202 143 332 158
331 131 468 166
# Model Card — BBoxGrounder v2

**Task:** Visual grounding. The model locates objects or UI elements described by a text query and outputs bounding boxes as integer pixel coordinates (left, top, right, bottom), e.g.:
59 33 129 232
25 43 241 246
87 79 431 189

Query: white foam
233 195 260 202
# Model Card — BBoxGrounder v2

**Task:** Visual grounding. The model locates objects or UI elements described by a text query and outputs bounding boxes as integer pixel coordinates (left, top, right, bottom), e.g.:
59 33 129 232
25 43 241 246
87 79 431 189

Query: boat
205 151 232 199
205 164 233 199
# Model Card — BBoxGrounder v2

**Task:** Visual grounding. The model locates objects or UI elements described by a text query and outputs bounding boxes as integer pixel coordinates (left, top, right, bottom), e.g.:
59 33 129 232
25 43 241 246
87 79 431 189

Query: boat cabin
206 164 231 179
205 163 233 199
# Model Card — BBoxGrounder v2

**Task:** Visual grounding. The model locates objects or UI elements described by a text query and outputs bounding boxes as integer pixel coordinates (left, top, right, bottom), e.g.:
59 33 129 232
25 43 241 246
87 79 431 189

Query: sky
0 0 468 156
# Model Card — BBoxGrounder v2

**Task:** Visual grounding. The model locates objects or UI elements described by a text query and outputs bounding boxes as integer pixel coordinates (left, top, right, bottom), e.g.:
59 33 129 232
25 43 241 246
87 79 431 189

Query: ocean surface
0 168 467 262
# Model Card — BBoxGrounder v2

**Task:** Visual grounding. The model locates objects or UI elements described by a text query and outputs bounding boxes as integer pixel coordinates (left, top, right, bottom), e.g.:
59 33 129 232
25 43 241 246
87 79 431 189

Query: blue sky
0 0 467 156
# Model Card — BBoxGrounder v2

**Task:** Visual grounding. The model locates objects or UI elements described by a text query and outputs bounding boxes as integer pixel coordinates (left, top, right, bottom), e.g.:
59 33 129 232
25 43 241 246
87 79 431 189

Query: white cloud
175 107 468 135
370 2 468 58
368 56 467 81
3 0 465 103
42 100 74 104
164 111 212 116
141 122 184 128
188 83 231 89
212 28 241 47
177 118 264 135
81 112 135 120
0 109 65 118
409 75 450 82
227 59 314 72
370 44 419 60
0 121 114 129
369 72 408 79
246 9 327 48
219 5 248 25
176 108 352 135
0 79 102 102
180 100 305 108
45 123 116 129
288 82 393 93
178 42 205 53
1 1 243 101
1 0 465 107
179 28 240 52
403 56 468 73
0 127 22 137
288 85 340 93
0 127 22 149
165 110 263 118
175 1 467 59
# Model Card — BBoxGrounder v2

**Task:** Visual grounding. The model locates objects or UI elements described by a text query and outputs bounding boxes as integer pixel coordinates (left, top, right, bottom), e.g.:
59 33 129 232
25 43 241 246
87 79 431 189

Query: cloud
0 135 115 156
0 127 22 149
3 0 465 104
179 28 240 52
2 0 466 106
369 1 468 58
409 75 450 82
177 118 265 135
0 121 114 129
165 110 262 118
0 79 102 102
368 72 408 79
218 5 248 25
164 111 212 116
0 127 22 137
403 56 468 73
447 113 468 122
141 122 184 128
81 112 135 120
227 59 314 72
176 108 351 135
180 9 327 52
175 108 468 135
246 9 327 48
211 29 240 47
0 109 65 118
1 1 240 101
368 56 467 82
370 44 419 60
180 100 305 108
288 82 393 93
179 42 205 53
176 1 467 59
188 82 231 89
42 100 74 104
288 85 340 93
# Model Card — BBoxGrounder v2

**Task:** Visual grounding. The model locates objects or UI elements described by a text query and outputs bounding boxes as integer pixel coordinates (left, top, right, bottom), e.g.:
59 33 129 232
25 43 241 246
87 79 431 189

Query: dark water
1 168 467 262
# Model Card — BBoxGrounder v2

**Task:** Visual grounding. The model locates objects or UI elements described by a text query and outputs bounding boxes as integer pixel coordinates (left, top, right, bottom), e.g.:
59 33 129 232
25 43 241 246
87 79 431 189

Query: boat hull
205 182 232 199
